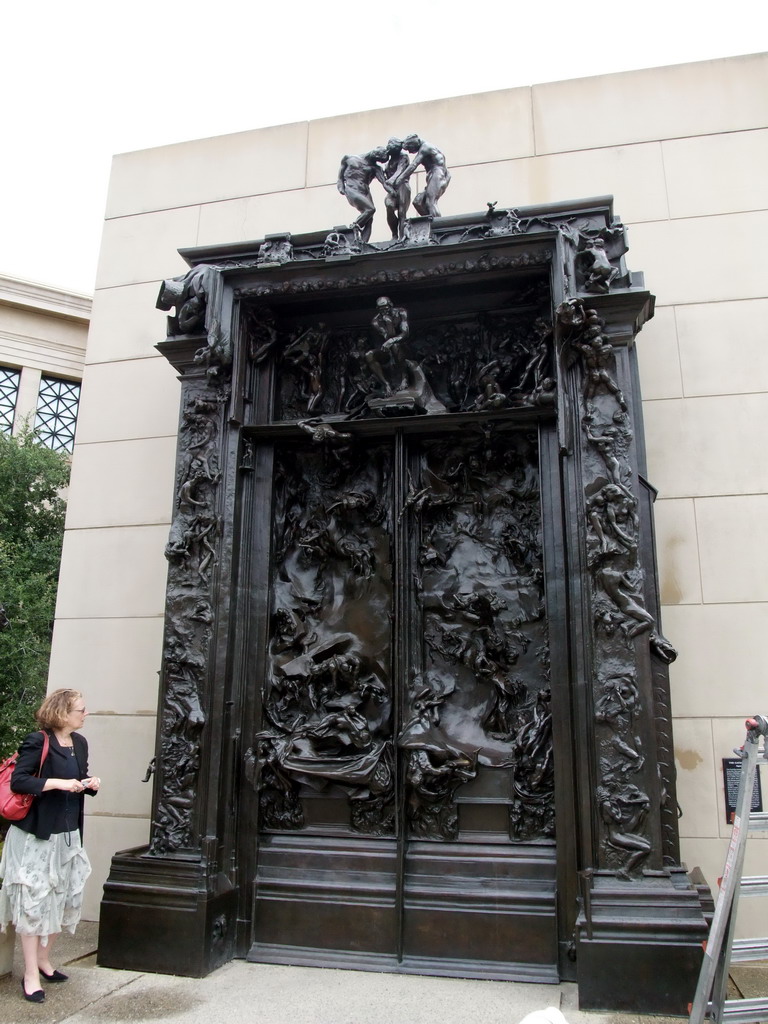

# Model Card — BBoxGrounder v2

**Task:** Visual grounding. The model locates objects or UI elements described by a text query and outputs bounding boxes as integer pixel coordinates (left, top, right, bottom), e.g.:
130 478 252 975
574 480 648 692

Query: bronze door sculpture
242 315 560 976
100 199 709 1012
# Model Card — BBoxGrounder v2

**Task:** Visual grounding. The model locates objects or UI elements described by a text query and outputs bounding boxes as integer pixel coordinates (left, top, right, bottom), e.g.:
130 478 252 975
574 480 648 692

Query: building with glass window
0 274 90 451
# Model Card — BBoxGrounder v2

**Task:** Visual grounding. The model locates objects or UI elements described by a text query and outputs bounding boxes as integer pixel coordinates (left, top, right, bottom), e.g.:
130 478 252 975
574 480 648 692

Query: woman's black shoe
22 980 45 1002
39 968 68 982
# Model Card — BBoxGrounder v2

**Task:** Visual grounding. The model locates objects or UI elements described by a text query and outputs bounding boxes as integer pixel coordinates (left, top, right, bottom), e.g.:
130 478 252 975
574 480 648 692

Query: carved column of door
245 418 559 980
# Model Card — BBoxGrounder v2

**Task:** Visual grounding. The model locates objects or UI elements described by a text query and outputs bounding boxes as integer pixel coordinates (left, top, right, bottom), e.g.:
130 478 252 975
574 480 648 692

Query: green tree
0 428 70 758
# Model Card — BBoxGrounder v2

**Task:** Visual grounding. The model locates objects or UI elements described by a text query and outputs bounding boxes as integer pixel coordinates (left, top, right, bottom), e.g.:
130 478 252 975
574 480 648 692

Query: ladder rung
723 999 768 1024
732 938 768 962
741 877 768 896
689 730 768 1024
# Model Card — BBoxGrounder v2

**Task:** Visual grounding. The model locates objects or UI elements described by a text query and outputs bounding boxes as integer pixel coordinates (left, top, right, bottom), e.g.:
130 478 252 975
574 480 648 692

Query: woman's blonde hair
36 688 83 730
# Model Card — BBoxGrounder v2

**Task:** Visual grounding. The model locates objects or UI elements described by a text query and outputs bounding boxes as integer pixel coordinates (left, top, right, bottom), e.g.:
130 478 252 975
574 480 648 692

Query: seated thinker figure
366 296 410 394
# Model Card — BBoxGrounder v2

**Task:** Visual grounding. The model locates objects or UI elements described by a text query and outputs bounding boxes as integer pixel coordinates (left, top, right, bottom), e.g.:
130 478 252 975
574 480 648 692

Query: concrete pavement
0 921 699 1024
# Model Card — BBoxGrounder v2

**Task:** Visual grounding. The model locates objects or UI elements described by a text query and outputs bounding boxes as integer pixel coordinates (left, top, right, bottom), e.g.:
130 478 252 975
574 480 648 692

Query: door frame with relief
99 200 707 1014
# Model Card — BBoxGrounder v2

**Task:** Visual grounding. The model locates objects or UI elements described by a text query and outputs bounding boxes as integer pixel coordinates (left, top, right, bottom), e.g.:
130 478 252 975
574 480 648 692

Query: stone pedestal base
98 846 237 977
576 870 708 1013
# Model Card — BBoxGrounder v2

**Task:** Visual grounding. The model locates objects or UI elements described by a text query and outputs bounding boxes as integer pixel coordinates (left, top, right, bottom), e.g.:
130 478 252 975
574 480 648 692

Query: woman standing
0 689 100 1003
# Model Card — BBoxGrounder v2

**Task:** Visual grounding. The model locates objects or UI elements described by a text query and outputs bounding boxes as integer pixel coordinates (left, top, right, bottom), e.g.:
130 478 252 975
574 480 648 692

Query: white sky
1 0 765 295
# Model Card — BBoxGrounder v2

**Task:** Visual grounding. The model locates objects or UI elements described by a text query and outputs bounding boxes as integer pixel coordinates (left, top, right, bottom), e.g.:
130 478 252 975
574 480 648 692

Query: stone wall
51 52 768 923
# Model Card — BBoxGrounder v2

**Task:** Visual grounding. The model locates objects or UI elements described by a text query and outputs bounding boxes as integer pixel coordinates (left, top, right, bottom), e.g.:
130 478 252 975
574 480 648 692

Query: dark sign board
723 758 763 824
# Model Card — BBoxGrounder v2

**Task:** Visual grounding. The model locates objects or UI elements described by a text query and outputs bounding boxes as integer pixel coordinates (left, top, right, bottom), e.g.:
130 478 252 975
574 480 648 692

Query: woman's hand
41 776 101 792
51 778 87 793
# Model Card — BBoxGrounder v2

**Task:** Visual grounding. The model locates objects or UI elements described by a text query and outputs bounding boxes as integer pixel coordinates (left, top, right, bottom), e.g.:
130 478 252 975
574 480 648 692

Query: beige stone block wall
105 121 310 218
633 306 682 401
676 300 768 397
65 437 177 529
55 525 170 620
55 52 768 923
86 283 169 364
95 207 201 290
532 53 768 153
652 500 702 606
663 129 768 219
444 144 670 225
196 184 344 248
646 395 768 498
74 358 181 444
85 715 157 819
305 88 535 187
629 212 768 306
664 605 768 719
682 836 768 940
47 617 164 714
635 56 768 934
82 816 150 921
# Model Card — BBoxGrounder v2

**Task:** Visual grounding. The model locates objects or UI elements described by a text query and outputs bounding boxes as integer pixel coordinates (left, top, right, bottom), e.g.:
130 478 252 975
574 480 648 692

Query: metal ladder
690 715 768 1024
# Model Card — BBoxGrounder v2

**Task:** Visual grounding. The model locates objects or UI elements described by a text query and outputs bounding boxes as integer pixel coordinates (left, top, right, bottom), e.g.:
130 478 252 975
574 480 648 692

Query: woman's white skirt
0 825 91 943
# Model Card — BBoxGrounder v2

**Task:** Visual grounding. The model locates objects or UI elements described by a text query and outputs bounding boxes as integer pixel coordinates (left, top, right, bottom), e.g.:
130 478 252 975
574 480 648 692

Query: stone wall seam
73 435 177 448
103 202 204 223
86 812 151 820
194 203 202 247
529 124 768 160
54 610 165 618
644 392 768 407
302 118 310 190
85 713 158 718
666 206 768 224
657 138 673 221
62 522 172 534
654 295 768 309
83 353 166 368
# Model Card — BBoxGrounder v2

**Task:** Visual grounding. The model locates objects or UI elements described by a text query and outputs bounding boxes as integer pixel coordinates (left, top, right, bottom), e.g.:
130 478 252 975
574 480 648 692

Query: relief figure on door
252 443 395 835
267 299 554 423
401 429 555 841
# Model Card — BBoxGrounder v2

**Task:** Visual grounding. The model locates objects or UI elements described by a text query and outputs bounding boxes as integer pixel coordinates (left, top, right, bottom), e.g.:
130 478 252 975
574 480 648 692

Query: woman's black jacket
10 730 96 841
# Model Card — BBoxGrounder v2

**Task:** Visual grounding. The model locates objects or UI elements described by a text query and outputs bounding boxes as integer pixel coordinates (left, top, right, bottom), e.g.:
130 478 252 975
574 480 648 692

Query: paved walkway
0 921 721 1024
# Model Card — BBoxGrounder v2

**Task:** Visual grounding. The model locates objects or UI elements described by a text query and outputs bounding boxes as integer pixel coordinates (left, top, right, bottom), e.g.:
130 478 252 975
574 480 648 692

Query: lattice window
34 375 81 453
0 366 20 434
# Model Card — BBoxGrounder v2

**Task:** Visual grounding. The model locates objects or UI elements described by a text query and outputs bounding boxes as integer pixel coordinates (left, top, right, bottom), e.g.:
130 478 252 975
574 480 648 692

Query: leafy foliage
0 428 69 758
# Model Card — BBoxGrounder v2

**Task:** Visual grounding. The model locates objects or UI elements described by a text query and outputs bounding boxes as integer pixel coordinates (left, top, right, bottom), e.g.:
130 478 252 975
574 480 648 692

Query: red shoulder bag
0 731 50 821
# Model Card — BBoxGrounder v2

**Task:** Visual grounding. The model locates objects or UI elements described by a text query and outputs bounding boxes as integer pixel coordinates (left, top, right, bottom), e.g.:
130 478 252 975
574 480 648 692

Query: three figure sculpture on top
337 135 451 242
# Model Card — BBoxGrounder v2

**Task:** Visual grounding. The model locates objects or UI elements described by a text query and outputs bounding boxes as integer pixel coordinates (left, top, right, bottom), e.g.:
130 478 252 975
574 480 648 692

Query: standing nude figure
581 237 619 293
573 320 628 412
337 148 391 243
283 323 329 414
598 782 651 879
394 135 451 217
381 137 410 239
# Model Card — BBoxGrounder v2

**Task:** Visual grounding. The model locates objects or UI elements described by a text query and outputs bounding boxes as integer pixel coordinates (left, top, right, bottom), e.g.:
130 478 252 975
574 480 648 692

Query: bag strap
37 730 50 774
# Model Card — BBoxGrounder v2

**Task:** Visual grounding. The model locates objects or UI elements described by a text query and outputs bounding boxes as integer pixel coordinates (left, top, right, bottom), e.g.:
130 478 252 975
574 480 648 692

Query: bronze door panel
248 426 557 977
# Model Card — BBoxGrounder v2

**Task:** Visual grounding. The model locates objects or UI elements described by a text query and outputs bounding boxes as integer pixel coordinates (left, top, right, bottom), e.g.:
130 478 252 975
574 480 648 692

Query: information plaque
723 757 763 823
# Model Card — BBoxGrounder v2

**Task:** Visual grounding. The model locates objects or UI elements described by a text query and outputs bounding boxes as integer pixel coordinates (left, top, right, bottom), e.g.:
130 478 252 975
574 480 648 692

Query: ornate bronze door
243 337 560 978
101 200 707 1010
